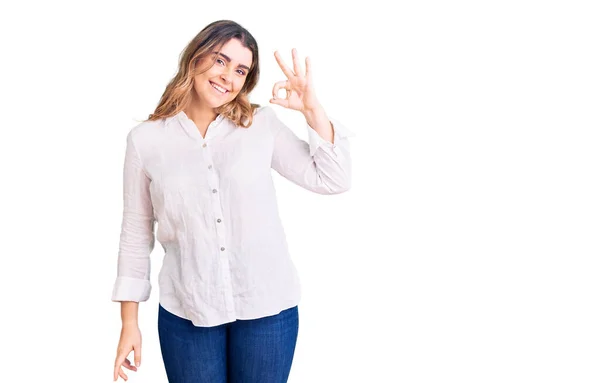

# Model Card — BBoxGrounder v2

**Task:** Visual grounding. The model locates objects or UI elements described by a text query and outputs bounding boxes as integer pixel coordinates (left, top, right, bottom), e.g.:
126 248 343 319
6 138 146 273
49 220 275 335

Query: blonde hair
146 20 260 127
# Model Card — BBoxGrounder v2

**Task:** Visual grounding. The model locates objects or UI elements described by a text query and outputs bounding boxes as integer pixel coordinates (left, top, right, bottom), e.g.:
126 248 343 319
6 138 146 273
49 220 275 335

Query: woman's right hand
113 323 142 381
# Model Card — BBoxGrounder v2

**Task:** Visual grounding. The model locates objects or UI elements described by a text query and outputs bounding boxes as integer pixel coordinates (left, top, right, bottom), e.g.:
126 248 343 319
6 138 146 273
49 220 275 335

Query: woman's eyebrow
213 52 250 71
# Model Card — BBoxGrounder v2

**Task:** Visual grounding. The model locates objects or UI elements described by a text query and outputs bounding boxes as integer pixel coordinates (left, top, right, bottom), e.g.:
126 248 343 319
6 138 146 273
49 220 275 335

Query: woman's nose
220 68 233 83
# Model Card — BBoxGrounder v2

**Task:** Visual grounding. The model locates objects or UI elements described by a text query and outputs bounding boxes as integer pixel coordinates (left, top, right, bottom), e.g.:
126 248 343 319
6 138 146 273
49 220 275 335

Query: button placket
204 148 225 252
199 119 236 316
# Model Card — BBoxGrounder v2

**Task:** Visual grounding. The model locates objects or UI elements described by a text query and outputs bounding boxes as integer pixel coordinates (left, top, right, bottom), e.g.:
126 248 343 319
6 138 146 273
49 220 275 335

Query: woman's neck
183 103 219 137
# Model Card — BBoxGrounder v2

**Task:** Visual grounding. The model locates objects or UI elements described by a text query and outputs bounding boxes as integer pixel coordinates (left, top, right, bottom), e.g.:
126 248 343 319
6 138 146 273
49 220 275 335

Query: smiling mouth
209 81 229 95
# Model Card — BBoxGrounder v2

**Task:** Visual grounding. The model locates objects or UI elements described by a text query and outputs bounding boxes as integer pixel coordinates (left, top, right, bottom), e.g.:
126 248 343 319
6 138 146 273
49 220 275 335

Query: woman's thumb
133 343 142 367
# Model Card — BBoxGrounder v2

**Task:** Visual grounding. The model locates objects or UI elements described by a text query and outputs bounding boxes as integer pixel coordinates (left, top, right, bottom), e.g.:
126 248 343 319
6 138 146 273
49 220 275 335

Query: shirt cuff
307 118 356 157
111 276 151 302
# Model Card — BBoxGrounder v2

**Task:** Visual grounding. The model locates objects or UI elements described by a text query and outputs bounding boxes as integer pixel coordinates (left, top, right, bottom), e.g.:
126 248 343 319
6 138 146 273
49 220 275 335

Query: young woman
111 19 354 383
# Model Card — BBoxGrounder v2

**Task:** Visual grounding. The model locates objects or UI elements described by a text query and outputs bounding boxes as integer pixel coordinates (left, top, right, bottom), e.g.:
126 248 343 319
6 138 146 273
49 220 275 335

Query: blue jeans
158 303 299 383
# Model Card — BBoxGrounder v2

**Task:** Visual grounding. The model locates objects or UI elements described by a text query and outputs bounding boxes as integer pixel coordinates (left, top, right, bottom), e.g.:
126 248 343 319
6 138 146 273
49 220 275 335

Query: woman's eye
237 69 246 75
216 58 225 65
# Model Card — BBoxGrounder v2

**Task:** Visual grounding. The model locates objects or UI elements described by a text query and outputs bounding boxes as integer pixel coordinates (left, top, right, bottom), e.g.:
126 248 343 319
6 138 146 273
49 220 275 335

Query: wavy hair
146 20 260 127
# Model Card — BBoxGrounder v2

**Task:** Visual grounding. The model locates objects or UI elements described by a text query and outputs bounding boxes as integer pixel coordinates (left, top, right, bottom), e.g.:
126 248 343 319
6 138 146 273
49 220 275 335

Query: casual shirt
111 105 354 327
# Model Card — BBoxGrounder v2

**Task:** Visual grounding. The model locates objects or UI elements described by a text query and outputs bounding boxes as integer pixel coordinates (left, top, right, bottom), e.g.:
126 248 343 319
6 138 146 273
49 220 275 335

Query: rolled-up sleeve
269 107 355 194
111 130 155 302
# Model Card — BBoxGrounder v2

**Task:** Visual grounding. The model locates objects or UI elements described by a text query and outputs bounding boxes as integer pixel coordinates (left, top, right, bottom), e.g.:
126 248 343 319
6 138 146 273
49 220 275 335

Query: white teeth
210 82 227 93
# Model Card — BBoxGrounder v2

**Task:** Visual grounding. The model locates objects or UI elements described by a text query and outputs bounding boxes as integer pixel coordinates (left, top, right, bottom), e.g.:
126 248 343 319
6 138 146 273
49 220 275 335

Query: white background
1 0 599 382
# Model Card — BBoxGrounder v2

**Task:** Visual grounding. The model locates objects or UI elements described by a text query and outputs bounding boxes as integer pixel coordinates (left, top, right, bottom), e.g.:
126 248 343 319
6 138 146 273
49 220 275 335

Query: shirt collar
167 110 225 140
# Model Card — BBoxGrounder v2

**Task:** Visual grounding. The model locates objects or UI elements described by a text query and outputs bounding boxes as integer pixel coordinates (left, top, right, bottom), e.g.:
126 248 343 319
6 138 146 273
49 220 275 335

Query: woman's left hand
270 48 321 113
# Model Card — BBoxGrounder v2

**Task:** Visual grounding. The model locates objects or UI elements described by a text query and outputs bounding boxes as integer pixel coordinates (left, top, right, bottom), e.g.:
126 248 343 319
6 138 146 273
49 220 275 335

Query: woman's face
192 38 253 109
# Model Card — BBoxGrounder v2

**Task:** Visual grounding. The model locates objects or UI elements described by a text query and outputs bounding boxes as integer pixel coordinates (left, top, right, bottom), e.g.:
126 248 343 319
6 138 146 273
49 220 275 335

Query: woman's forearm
120 301 139 326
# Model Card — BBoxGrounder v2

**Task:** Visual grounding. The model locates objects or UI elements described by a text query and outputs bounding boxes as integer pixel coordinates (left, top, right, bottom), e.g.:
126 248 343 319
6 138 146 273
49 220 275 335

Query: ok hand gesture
270 48 321 113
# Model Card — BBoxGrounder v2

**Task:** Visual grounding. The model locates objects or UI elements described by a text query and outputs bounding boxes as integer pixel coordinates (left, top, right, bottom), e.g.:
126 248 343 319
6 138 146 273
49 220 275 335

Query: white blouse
111 105 354 327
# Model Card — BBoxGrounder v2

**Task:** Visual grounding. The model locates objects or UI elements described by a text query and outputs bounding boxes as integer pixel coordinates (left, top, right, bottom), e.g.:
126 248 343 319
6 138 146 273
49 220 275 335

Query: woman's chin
207 95 231 109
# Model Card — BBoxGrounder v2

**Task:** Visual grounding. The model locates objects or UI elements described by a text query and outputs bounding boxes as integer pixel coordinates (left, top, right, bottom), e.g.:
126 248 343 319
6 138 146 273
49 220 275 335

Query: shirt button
217 219 222 223
221 247 225 251
212 189 217 193
202 143 207 148
208 164 212 169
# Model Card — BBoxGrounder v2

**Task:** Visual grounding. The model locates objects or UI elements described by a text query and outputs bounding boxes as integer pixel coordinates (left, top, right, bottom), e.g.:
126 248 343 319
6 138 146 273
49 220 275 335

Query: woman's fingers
272 80 290 100
292 48 302 76
122 358 138 371
271 49 312 111
270 81 290 108
114 327 141 381
114 352 125 381
114 346 136 380
114 356 137 381
274 50 294 79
